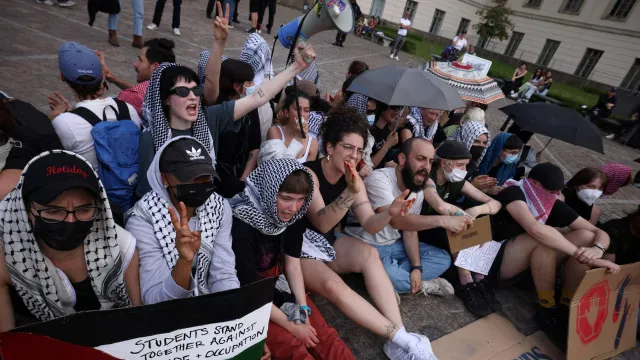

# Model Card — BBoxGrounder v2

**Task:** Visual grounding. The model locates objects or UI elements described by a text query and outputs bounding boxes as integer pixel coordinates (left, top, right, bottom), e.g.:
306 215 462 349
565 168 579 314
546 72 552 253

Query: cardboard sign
454 240 503 275
5 278 277 360
567 262 640 360
446 215 493 254
432 314 564 360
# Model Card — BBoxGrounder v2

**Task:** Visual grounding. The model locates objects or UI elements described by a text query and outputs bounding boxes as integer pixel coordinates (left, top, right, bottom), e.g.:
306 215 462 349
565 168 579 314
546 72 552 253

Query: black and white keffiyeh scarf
289 60 319 86
345 93 368 116
198 49 229 85
408 107 438 141
308 111 325 139
239 33 273 86
229 159 313 235
0 150 130 321
146 63 213 158
449 121 491 167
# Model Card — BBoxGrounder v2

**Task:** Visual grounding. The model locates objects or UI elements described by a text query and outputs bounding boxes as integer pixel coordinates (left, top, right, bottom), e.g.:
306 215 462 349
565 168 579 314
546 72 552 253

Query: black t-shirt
231 217 305 306
2 99 63 170
599 217 640 265
421 166 465 216
491 186 579 240
370 122 411 168
562 188 593 221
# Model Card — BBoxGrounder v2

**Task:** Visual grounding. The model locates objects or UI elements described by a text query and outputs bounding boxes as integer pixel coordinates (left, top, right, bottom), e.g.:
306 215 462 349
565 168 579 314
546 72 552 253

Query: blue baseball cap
58 42 102 85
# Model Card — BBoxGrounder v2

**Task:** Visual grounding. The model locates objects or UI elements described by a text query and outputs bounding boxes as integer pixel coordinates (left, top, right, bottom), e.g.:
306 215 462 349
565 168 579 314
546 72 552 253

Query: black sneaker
457 283 492 317
247 28 257 34
266 27 272 34
232 18 240 24
476 281 502 312
534 305 568 350
332 42 340 46
206 13 212 19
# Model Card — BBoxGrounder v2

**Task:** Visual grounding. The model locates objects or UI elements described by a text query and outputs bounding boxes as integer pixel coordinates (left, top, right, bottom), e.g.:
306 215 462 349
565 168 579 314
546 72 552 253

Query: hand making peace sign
168 202 202 263
213 2 230 41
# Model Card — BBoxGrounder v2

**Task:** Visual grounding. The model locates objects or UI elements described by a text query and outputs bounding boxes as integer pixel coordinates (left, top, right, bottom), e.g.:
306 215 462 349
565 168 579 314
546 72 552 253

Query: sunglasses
169 85 204 98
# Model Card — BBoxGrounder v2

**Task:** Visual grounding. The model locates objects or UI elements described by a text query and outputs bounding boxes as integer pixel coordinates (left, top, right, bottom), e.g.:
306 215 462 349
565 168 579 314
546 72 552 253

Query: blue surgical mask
244 85 256 97
367 114 375 125
503 153 519 165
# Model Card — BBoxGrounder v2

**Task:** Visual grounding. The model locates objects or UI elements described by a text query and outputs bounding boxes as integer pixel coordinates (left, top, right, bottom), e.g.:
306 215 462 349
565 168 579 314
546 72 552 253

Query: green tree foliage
472 0 514 46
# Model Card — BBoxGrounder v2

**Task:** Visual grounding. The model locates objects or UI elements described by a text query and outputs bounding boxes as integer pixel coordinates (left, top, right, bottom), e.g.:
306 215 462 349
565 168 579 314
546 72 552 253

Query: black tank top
304 159 348 245
562 188 593 221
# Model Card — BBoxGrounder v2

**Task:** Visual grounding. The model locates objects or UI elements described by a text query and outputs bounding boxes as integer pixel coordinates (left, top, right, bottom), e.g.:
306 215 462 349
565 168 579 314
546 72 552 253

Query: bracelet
300 305 312 316
592 243 606 253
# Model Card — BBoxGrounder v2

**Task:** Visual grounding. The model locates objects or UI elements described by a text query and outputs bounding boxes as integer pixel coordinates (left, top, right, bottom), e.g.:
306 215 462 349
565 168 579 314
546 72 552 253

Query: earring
325 155 331 161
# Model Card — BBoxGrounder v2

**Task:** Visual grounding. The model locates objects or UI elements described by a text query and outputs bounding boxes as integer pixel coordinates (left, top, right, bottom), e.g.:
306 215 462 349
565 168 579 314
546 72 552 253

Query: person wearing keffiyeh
489 162 619 346
229 159 355 359
600 163 632 196
448 121 491 191
126 136 239 305
0 150 140 331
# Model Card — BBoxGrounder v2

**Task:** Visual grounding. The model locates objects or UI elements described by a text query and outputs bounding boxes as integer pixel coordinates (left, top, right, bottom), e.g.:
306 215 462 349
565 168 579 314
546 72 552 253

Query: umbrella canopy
347 66 465 111
424 61 505 105
500 102 604 154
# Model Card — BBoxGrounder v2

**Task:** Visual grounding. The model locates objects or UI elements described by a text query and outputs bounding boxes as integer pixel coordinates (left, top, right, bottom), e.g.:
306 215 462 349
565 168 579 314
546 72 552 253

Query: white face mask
577 189 602 206
367 114 375 125
0 138 13 170
443 162 467 182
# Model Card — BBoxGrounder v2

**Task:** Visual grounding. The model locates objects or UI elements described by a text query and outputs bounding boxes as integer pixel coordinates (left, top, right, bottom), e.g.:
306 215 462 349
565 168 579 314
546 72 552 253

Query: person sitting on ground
126 136 239 305
503 63 528 97
443 106 486 138
98 38 176 119
298 106 436 360
488 163 619 347
370 102 411 169
561 167 607 225
600 163 632 196
214 58 262 198
448 121 491 180
48 42 142 170
0 151 142 331
514 70 552 103
393 140 501 317
599 205 640 265
230 159 355 359
345 137 456 299
405 107 447 144
136 41 317 197
476 133 523 193
266 92 318 163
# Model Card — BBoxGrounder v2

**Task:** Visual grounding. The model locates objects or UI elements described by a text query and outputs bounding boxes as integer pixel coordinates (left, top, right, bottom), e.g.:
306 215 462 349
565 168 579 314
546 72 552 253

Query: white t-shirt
452 36 468 51
52 98 142 169
345 167 423 246
398 18 411 36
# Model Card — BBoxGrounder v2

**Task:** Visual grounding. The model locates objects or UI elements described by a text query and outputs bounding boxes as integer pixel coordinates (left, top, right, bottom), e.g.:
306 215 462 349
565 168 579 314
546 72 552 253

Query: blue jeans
224 0 236 25
108 0 144 35
372 241 451 294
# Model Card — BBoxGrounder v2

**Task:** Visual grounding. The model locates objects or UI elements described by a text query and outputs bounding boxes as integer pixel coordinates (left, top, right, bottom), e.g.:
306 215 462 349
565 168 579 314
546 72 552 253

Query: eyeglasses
169 85 204 98
31 204 100 224
337 142 365 157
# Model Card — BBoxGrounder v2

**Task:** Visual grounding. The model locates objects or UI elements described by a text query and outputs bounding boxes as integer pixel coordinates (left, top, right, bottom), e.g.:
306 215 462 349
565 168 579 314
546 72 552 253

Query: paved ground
1 0 638 358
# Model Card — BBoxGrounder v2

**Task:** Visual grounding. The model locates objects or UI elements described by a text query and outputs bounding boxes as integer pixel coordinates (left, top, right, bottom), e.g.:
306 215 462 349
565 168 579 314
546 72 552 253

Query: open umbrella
347 66 465 111
423 61 505 105
500 102 604 154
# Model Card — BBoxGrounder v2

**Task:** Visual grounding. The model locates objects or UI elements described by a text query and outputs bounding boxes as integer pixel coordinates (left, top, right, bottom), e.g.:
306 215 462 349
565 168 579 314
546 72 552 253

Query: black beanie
436 140 472 160
528 162 564 191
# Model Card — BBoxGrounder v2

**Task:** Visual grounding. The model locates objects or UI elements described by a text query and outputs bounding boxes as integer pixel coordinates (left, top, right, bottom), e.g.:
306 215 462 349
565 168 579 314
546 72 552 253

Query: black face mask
174 181 215 208
469 145 485 162
33 216 94 251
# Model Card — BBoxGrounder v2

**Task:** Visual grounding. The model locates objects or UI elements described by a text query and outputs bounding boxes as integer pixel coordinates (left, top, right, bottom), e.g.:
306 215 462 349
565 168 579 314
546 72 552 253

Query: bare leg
561 230 596 293
301 258 400 339
500 233 556 292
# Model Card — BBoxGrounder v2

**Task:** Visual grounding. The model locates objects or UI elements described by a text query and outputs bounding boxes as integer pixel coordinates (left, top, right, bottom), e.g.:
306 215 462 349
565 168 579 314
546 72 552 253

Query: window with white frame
608 0 637 19
575 48 604 78
429 9 446 35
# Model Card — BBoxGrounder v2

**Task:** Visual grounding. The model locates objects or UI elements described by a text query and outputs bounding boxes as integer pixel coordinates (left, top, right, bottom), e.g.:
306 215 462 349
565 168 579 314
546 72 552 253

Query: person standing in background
107 0 144 48
442 30 468 62
258 0 277 34
147 0 183 36
333 0 361 47
389 11 411 61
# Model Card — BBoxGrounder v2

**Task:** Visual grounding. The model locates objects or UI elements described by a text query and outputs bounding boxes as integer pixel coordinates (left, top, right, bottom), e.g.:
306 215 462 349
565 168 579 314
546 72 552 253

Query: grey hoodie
126 136 239 305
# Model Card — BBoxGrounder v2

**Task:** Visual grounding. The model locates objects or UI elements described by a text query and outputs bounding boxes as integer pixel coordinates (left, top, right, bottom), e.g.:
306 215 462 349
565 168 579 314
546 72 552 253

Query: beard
401 164 428 193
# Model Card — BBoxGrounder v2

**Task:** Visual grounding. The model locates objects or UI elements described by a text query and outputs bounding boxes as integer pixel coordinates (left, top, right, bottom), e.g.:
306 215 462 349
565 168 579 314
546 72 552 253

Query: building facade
358 0 640 89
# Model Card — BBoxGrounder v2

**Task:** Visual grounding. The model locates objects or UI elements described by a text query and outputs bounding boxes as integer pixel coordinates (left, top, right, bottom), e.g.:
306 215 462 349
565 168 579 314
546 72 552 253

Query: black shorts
487 237 532 287
249 0 261 13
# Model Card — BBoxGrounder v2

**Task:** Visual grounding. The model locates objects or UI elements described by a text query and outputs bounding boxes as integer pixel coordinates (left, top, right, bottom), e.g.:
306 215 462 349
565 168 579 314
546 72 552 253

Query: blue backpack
72 99 140 212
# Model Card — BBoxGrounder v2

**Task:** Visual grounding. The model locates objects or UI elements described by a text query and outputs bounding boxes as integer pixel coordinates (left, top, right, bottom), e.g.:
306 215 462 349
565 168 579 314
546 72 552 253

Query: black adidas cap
159 138 217 183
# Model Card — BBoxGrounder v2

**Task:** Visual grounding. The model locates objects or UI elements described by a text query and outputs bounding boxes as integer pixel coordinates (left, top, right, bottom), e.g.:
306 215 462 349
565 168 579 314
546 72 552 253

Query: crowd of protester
1 7 639 359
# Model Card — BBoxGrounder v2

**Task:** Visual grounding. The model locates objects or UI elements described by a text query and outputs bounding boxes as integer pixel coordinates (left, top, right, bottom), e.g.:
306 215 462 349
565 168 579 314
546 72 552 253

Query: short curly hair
320 105 370 154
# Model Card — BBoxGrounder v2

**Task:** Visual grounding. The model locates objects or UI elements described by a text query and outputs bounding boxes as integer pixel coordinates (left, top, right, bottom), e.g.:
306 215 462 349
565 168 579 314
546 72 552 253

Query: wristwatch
410 265 423 272
592 243 606 253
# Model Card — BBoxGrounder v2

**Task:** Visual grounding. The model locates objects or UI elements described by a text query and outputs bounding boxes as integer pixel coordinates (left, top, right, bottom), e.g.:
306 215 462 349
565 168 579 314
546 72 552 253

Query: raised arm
233 42 316 120
203 2 230 105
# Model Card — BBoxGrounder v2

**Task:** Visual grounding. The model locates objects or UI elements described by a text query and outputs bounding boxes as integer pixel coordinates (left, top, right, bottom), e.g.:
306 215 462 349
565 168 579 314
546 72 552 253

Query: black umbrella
500 102 604 154
347 66 466 111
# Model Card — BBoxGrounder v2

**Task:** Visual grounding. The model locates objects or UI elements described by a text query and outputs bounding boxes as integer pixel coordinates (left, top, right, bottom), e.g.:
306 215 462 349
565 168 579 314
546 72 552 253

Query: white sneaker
173 28 181 36
510 91 515 96
419 278 454 297
383 341 405 360
228 24 234 28
510 93 518 99
394 56 400 60
258 29 262 34
58 0 75 7
605 133 615 140
406 334 439 360
390 54 394 59
147 23 158 31
37 0 54 5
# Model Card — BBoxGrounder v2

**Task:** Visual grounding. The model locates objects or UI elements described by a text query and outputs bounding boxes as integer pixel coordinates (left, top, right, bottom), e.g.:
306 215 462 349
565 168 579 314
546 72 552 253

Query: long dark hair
216 59 254 104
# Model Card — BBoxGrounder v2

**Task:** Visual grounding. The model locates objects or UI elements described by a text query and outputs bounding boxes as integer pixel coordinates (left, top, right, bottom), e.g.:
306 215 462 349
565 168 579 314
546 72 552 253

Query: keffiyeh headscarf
504 178 557 224
289 59 319 86
146 63 214 161
1 150 130 321
345 93 368 116
127 136 225 295
197 49 229 85
408 107 438 141
449 121 491 168
308 111 325 139
601 163 632 195
239 33 274 86
229 158 313 235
